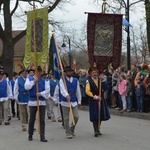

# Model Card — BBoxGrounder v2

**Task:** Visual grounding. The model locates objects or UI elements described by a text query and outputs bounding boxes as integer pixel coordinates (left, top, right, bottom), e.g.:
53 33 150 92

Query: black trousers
28 106 46 139
59 104 64 126
11 100 15 116
11 99 19 117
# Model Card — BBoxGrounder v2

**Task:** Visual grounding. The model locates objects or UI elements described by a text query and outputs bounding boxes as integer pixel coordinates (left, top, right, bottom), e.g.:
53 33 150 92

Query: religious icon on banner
31 19 43 52
94 25 114 56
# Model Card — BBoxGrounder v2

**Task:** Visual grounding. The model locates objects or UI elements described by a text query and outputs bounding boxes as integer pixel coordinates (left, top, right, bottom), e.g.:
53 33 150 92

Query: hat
42 71 47 76
64 66 74 72
88 63 98 73
3 72 9 78
37 66 42 72
27 69 35 73
0 66 4 70
13 72 18 77
0 71 3 75
19 68 26 75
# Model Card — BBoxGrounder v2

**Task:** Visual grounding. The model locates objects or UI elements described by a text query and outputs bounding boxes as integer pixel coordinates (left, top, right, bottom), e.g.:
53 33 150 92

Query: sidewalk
79 106 150 120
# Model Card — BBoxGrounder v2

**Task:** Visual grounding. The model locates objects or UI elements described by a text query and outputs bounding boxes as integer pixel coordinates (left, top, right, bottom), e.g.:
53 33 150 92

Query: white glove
93 95 98 100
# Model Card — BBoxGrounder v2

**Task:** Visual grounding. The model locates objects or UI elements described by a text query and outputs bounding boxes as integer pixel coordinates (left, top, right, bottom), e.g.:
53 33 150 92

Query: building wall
14 59 23 73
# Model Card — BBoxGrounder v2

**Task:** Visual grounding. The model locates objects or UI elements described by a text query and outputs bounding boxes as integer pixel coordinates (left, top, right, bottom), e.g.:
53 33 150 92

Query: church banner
23 8 48 68
87 13 123 71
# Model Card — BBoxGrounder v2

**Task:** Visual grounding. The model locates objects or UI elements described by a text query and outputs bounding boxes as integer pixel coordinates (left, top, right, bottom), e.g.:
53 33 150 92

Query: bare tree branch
48 0 61 13
11 0 19 16
129 0 145 7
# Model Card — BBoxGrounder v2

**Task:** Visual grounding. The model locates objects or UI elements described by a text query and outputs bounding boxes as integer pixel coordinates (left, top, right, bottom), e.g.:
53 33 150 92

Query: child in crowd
118 75 126 112
135 77 145 112
126 77 133 112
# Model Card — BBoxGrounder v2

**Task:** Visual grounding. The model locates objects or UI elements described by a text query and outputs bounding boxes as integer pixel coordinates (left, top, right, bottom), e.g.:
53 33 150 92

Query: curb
79 106 150 120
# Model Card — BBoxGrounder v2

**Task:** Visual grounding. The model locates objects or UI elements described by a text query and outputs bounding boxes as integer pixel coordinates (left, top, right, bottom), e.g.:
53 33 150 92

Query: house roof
0 30 26 58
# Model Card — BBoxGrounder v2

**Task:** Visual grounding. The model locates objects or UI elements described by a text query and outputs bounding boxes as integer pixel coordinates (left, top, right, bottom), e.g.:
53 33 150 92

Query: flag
52 34 62 80
72 59 76 72
87 13 123 71
23 8 48 68
122 18 133 27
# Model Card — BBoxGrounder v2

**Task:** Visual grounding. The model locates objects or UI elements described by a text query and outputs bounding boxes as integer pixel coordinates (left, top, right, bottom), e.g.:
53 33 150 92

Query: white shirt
24 77 50 106
59 77 81 107
53 85 60 104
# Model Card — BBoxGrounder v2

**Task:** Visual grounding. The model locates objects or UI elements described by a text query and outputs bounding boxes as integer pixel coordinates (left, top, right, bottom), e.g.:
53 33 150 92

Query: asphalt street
0 108 150 150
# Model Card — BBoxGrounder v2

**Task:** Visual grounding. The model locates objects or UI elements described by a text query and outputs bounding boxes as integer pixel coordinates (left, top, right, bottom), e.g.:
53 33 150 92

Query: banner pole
33 1 40 134
98 78 102 129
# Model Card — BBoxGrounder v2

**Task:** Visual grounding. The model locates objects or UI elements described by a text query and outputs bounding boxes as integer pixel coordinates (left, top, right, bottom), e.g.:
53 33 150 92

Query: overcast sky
8 0 145 31
50 0 145 31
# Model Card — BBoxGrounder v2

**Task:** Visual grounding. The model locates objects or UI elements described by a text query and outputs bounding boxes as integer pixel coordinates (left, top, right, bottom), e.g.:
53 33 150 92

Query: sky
8 0 145 33
50 0 145 31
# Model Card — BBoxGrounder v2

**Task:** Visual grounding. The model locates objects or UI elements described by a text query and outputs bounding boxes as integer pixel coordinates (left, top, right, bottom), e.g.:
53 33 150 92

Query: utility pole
126 0 130 70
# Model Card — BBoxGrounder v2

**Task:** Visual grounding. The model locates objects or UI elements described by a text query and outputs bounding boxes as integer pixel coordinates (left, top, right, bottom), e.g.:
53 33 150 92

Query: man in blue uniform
24 66 50 142
0 71 12 125
48 70 58 122
14 69 29 131
10 72 18 117
59 66 81 139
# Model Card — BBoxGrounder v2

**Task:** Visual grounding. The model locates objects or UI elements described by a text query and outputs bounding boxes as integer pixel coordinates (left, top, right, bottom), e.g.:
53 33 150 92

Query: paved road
0 109 150 150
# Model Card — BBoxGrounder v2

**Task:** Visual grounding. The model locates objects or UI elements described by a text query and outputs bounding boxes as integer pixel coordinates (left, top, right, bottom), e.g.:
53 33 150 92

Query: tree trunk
145 0 150 53
0 0 14 79
1 42 14 79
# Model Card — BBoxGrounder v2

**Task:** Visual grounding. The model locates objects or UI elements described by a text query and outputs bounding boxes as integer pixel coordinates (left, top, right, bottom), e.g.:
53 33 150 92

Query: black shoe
34 128 36 131
28 136 33 141
4 122 10 125
48 116 51 120
40 138 48 142
94 132 99 137
12 113 15 117
8 117 11 121
0 122 2 125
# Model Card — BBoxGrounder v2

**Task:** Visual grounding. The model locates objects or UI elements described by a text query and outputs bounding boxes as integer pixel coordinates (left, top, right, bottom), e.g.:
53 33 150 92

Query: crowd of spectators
78 64 150 113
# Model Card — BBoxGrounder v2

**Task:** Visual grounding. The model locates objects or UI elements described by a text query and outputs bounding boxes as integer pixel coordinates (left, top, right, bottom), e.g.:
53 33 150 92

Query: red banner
87 13 123 71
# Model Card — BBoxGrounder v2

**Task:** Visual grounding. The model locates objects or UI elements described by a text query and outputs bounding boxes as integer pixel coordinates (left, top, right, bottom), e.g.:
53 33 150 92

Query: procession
0 0 150 149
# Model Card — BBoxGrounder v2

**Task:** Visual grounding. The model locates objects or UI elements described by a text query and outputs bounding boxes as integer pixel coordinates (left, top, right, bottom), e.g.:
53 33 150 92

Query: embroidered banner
87 13 123 71
23 8 48 68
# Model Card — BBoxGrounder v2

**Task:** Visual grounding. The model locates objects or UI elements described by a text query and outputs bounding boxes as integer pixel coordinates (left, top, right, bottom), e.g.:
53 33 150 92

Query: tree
145 0 150 53
0 0 69 78
130 24 150 65
106 0 150 54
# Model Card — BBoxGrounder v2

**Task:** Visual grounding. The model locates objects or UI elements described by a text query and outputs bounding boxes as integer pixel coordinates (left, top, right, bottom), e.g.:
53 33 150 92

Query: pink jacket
118 79 126 95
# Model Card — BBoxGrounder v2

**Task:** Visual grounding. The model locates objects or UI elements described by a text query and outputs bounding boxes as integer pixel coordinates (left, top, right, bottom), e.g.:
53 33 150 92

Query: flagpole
98 78 102 130
33 1 40 134
52 33 75 125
